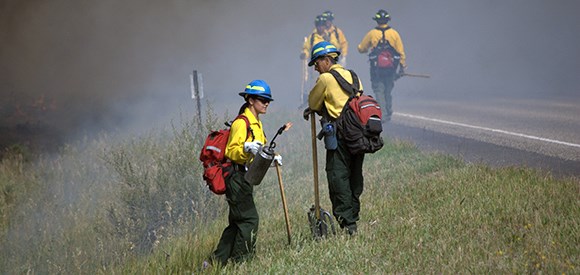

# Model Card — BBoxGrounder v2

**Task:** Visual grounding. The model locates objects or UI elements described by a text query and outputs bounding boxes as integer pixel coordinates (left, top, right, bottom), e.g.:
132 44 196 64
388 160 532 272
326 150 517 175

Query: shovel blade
307 206 336 239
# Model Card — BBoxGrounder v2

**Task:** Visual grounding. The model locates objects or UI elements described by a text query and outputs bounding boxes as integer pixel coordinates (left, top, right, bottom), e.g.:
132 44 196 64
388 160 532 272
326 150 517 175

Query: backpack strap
312 29 336 49
328 69 361 97
373 26 401 57
233 114 255 142
374 26 392 48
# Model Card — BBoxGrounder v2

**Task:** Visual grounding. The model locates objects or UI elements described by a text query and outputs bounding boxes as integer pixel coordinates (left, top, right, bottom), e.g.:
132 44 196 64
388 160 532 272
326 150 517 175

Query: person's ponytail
238 102 249 115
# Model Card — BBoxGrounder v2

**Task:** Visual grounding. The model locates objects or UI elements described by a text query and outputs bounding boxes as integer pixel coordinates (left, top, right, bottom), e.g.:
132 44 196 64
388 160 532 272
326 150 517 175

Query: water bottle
323 122 338 150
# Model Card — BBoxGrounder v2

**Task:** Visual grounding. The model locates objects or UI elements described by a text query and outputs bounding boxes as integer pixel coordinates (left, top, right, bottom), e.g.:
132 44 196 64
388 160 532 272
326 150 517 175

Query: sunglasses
254 97 271 104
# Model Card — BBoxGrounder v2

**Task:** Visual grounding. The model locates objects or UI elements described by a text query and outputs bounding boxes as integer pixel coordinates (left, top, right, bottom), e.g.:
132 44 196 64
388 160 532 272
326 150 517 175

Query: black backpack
368 27 401 71
329 69 384 155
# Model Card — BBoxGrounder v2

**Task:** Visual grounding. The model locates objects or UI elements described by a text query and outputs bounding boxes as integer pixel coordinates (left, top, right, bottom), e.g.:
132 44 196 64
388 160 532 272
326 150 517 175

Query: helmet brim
308 52 341 67
239 92 274 101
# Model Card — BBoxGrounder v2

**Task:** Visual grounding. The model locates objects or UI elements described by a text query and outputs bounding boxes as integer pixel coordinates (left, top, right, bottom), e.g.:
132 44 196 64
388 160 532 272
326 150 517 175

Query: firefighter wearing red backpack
302 41 367 236
357 9 407 122
209 79 282 266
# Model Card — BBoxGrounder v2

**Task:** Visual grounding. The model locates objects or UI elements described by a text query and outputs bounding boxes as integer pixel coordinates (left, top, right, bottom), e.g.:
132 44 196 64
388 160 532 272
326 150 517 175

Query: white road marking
397 113 580 149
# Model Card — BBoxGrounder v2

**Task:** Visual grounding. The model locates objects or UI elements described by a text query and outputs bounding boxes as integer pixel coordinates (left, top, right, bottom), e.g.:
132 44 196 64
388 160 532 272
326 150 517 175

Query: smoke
1 0 579 148
402 0 580 100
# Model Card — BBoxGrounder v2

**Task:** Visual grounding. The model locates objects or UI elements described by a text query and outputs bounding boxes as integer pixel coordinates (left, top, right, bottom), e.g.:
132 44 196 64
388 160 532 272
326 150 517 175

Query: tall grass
0 107 227 273
1 108 578 274
116 111 578 274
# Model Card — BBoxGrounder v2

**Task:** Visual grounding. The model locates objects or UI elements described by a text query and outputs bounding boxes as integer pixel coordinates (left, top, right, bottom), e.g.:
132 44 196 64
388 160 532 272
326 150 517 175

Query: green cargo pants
326 139 365 229
211 170 258 265
371 72 396 121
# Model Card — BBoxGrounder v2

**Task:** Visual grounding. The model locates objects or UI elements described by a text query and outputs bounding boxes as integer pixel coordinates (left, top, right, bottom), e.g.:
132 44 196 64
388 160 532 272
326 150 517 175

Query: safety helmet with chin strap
308 41 341 66
239 79 273 101
314 15 326 26
373 9 391 22
322 10 334 21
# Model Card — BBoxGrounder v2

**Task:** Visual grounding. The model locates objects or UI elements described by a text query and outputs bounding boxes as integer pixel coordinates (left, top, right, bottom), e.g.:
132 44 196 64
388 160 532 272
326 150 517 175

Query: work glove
243 141 263 155
272 154 283 166
300 52 306 60
398 66 406 75
303 107 313 121
395 66 406 81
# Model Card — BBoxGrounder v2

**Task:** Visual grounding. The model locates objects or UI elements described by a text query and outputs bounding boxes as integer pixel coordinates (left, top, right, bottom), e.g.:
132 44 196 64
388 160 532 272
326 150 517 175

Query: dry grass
1 109 578 274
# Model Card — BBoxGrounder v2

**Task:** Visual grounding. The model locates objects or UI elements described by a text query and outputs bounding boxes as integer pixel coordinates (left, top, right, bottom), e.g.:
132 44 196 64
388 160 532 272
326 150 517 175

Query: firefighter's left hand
273 154 283 166
396 66 406 80
398 66 406 75
303 107 313 121
244 141 263 155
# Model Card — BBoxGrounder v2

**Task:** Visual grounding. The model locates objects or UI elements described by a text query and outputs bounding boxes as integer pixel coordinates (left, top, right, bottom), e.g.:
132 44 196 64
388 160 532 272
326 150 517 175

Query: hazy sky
1 0 579 139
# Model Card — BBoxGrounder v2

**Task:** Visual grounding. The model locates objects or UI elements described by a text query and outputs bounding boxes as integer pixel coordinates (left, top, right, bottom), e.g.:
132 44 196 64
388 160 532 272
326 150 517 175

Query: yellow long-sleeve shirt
225 107 267 165
327 25 348 57
357 23 406 68
302 27 344 59
308 64 363 120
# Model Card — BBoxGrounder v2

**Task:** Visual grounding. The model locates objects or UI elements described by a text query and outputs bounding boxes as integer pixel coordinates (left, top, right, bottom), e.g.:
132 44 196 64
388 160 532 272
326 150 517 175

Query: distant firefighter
357 9 407 122
300 13 349 105
321 10 349 66
300 15 334 62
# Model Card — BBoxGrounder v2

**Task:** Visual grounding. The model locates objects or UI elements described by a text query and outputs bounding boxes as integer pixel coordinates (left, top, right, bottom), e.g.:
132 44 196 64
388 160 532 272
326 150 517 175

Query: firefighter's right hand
243 141 263 155
303 107 315 121
272 154 283 166
300 52 306 60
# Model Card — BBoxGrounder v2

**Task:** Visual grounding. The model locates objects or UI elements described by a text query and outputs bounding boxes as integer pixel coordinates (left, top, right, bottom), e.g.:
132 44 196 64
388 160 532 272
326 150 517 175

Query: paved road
383 94 580 178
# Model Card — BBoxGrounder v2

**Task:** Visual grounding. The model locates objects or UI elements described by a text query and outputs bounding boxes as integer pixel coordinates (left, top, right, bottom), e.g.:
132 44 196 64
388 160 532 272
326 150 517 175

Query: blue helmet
308 41 341 66
238 79 273 101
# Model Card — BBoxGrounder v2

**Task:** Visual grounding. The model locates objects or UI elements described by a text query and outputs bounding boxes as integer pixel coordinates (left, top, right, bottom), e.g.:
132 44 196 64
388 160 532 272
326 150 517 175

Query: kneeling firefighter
210 80 283 265
304 41 366 235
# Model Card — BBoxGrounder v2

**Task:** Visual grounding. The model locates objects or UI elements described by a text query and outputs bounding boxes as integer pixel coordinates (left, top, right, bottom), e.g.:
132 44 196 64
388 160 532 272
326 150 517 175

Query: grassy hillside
1 110 578 274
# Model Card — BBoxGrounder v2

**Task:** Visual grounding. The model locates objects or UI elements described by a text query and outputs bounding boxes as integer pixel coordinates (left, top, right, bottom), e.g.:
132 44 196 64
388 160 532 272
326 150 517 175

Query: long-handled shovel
266 123 293 244
274 161 291 245
307 112 336 239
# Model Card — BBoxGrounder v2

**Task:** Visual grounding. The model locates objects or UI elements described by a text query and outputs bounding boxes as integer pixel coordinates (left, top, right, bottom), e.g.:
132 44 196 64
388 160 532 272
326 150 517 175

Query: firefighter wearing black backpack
357 9 407 122
209 80 282 266
303 41 365 236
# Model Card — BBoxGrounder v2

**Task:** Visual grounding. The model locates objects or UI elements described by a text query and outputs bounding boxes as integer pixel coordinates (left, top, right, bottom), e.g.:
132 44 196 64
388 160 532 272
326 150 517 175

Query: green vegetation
1 109 578 274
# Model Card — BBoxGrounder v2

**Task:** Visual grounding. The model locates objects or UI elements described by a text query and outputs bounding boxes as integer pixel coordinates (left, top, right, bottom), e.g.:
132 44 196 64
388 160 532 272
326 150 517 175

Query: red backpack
199 115 252 194
329 69 384 155
369 27 401 70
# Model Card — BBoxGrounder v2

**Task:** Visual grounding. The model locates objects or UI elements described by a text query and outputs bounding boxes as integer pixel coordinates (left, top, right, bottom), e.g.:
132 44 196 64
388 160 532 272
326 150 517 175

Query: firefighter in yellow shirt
300 15 342 105
300 15 331 61
322 10 348 66
357 9 406 122
210 80 283 266
303 41 365 236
